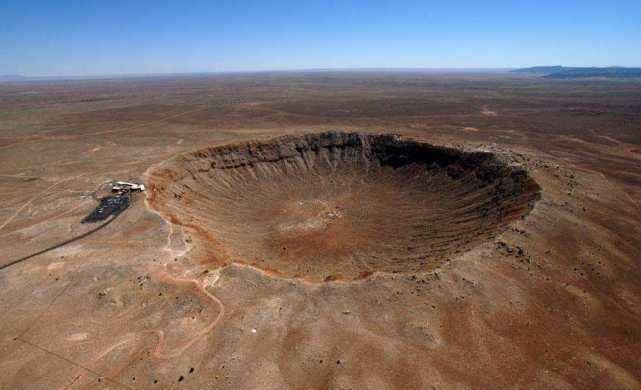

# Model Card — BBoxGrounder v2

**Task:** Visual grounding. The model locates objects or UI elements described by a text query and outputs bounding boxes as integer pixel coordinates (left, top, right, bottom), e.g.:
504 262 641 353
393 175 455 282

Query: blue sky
1 0 640 76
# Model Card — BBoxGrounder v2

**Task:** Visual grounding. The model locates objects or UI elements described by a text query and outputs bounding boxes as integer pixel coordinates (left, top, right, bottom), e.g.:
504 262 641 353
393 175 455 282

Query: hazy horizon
1 67 523 79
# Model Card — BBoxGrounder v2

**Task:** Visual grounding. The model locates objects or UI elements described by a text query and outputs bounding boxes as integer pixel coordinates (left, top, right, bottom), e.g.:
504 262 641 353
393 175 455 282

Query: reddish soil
147 132 540 282
0 72 640 389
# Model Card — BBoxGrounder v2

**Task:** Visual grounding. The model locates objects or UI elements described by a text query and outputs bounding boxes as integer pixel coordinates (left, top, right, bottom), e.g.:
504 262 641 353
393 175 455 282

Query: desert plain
0 71 640 389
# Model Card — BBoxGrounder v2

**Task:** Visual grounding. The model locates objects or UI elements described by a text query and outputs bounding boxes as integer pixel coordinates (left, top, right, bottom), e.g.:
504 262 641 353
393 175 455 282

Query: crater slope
147 132 540 281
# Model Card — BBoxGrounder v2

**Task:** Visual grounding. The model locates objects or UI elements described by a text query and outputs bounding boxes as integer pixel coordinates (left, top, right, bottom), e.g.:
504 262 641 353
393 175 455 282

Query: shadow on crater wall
147 131 541 282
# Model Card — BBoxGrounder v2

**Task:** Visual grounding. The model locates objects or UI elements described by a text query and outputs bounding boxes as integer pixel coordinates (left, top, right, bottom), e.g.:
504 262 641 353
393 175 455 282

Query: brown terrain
0 71 640 389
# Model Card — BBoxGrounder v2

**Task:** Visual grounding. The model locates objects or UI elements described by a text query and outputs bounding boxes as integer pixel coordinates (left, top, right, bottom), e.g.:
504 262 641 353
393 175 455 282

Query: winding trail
56 270 225 388
151 271 226 359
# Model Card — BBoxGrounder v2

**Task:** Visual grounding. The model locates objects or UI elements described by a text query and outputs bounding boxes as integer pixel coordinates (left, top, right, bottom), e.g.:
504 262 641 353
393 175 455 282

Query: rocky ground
0 72 640 389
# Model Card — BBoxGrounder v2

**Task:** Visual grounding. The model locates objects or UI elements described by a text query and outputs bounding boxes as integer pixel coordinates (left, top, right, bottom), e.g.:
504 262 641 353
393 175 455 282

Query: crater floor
147 132 540 281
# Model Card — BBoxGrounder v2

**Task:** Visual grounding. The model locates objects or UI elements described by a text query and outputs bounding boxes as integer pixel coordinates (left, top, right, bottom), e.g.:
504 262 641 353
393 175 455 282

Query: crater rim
146 131 541 283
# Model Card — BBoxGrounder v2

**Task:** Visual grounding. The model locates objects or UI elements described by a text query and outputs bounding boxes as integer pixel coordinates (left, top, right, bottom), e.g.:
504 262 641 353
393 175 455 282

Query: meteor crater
147 132 540 282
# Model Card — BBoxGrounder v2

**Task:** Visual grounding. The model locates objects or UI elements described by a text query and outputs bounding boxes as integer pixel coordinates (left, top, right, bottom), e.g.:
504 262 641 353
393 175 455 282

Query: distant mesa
147 131 540 282
513 66 641 79
512 66 566 75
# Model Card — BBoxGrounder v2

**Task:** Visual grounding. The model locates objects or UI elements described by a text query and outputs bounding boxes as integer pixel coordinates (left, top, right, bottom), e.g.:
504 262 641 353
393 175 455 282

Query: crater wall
147 132 540 281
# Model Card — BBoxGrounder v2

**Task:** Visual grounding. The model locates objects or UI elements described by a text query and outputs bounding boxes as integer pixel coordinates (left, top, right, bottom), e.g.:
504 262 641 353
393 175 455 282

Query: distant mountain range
513 66 641 79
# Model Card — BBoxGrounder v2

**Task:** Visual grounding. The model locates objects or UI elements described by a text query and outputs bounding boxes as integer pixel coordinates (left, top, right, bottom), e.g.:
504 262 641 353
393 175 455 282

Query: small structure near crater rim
82 181 145 223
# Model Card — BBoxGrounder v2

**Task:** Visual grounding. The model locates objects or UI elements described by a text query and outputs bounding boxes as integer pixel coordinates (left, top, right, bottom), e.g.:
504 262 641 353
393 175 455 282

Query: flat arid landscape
1 71 641 389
